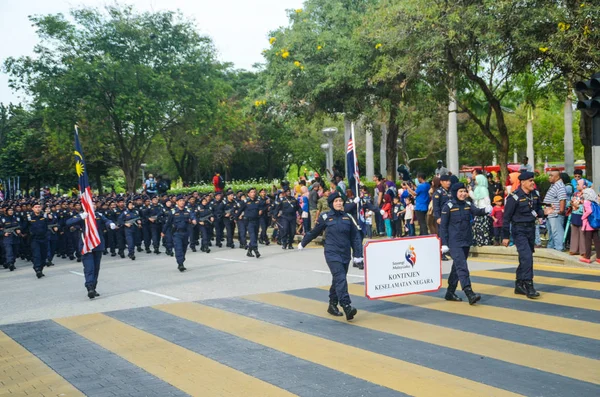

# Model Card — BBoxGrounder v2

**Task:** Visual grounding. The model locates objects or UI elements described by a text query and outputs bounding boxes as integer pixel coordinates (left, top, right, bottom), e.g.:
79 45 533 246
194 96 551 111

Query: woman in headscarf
428 176 441 235
568 179 586 256
469 173 492 246
580 188 599 263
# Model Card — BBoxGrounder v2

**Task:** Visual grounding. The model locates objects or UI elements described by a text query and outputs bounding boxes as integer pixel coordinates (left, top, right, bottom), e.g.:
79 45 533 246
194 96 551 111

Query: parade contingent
1 166 553 322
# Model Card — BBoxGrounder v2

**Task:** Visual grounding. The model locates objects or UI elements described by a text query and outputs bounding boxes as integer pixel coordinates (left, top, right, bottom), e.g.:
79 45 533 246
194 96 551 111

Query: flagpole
351 122 360 220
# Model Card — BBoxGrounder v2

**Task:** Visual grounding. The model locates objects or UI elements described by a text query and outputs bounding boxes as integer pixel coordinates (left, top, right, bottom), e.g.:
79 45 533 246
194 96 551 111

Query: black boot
515 280 529 296
46 261 54 267
9 263 15 271
119 251 125 258
254 248 261 258
111 252 117 257
137 246 143 253
246 248 255 257
154 249 161 255
191 246 197 252
264 240 270 246
87 287 96 299
327 302 343 317
128 253 136 261
146 248 152 254
178 264 186 272
445 288 463 302
36 270 45 279
517 280 540 299
76 257 82 263
463 287 481 305
342 304 357 321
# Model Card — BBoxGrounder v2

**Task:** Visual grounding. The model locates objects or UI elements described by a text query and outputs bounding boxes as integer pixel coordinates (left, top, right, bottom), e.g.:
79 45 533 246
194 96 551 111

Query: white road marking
312 270 365 278
214 258 248 263
139 290 180 301
69 271 84 277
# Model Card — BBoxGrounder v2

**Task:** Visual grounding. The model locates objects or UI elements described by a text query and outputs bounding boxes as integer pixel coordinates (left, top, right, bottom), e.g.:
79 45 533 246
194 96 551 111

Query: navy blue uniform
432 187 450 221
1 215 21 268
223 199 237 247
161 205 175 255
235 199 248 248
197 203 213 252
258 196 271 245
144 204 163 252
25 212 51 273
276 196 299 248
163 206 196 268
440 198 487 292
502 188 543 281
211 198 225 246
118 209 141 257
244 196 264 250
66 212 113 291
301 210 363 306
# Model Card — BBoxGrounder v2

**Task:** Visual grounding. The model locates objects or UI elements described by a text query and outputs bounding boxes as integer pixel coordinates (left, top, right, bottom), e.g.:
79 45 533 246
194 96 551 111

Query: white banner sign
364 236 442 299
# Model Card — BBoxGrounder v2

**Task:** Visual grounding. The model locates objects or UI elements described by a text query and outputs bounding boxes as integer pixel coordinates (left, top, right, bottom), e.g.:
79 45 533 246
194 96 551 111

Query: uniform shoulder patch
511 193 519 201
321 213 328 220
447 202 453 208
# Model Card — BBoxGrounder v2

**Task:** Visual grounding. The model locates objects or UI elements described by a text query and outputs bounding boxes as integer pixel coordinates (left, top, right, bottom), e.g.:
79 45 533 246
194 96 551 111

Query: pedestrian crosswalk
1 264 599 396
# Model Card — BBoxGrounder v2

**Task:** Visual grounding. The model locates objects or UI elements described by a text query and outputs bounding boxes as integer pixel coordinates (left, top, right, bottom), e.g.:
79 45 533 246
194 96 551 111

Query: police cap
451 183 466 194
518 171 535 181
440 175 451 182
176 195 185 201
327 191 340 208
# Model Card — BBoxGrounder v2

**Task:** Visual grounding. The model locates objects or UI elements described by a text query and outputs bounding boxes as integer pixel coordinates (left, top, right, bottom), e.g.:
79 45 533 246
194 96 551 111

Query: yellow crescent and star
74 150 85 177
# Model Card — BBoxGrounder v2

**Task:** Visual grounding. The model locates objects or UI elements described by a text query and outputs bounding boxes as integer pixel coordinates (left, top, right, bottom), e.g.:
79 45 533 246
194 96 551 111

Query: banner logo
405 245 417 267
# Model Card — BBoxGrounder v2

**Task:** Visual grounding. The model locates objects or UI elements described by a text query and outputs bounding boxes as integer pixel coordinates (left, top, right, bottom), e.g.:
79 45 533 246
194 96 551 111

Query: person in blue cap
502 171 544 298
440 183 492 304
298 192 363 321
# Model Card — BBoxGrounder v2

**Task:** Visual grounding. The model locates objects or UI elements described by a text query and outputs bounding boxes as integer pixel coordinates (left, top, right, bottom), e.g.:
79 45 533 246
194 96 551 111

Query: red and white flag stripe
80 186 100 254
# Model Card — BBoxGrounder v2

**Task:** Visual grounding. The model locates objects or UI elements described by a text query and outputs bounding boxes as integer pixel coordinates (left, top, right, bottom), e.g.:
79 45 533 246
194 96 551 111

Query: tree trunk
365 122 374 179
380 123 387 176
386 103 399 181
564 95 574 176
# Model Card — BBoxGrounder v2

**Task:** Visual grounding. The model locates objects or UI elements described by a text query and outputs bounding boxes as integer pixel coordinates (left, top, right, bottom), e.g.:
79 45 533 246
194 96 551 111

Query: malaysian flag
74 126 101 254
346 122 361 222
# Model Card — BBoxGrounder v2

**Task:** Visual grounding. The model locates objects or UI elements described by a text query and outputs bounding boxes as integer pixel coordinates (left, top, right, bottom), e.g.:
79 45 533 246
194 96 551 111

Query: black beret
116 197 124 202
327 191 340 208
214 191 223 196
519 171 535 181
176 195 185 201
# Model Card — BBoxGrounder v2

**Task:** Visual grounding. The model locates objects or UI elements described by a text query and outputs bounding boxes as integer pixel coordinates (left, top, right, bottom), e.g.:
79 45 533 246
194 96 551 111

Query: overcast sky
0 0 304 105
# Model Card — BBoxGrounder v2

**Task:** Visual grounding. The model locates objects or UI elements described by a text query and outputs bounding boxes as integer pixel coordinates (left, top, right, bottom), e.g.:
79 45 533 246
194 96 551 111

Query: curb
470 245 600 270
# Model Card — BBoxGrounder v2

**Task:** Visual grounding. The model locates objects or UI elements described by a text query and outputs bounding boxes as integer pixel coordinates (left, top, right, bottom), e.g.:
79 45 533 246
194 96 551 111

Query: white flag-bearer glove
484 205 493 214
441 245 449 254
353 197 360 204
80 212 89 220
297 243 304 251
110 223 117 230
353 257 364 264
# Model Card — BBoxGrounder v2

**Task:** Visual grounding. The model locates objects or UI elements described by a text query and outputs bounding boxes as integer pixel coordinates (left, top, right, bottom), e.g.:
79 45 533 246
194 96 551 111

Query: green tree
5 5 225 192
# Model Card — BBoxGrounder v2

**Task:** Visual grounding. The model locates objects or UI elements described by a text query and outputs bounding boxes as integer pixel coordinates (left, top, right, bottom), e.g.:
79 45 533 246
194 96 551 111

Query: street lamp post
141 163 147 188
322 127 338 177
320 143 331 174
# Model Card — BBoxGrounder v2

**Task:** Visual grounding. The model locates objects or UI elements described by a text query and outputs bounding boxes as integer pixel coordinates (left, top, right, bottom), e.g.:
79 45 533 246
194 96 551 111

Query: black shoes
46 261 54 267
36 270 45 279
111 252 117 257
515 280 540 299
87 289 96 299
178 264 186 272
128 254 136 261
146 248 152 254
254 249 261 258
464 287 481 305
246 249 255 257
154 249 161 255
137 246 143 253
327 302 344 317
342 304 358 321
119 252 125 259
191 246 197 252
9 263 15 271
445 290 463 302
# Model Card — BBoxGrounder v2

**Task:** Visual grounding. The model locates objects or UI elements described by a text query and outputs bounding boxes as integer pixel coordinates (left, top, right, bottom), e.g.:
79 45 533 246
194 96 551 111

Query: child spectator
491 195 504 245
392 195 404 237
404 196 415 236
382 193 393 237
364 209 373 238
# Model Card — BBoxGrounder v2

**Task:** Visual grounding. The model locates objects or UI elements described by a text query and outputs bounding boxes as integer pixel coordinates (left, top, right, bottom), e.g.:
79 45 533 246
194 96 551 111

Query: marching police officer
223 191 237 248
502 171 543 299
433 174 452 261
1 207 21 271
298 192 363 321
440 183 492 304
162 195 197 272
118 201 142 260
66 202 116 299
212 192 225 247
146 196 163 254
161 199 175 256
197 196 213 253
277 187 299 250
244 187 264 258
258 189 271 246
25 203 52 278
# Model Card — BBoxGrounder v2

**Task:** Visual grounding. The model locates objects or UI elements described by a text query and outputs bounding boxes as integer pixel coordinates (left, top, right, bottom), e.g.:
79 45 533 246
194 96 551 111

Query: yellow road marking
468 281 600 312
343 284 600 341
472 258 600 275
0 330 84 396
246 293 600 385
473 270 600 291
156 302 521 397
55 313 294 397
